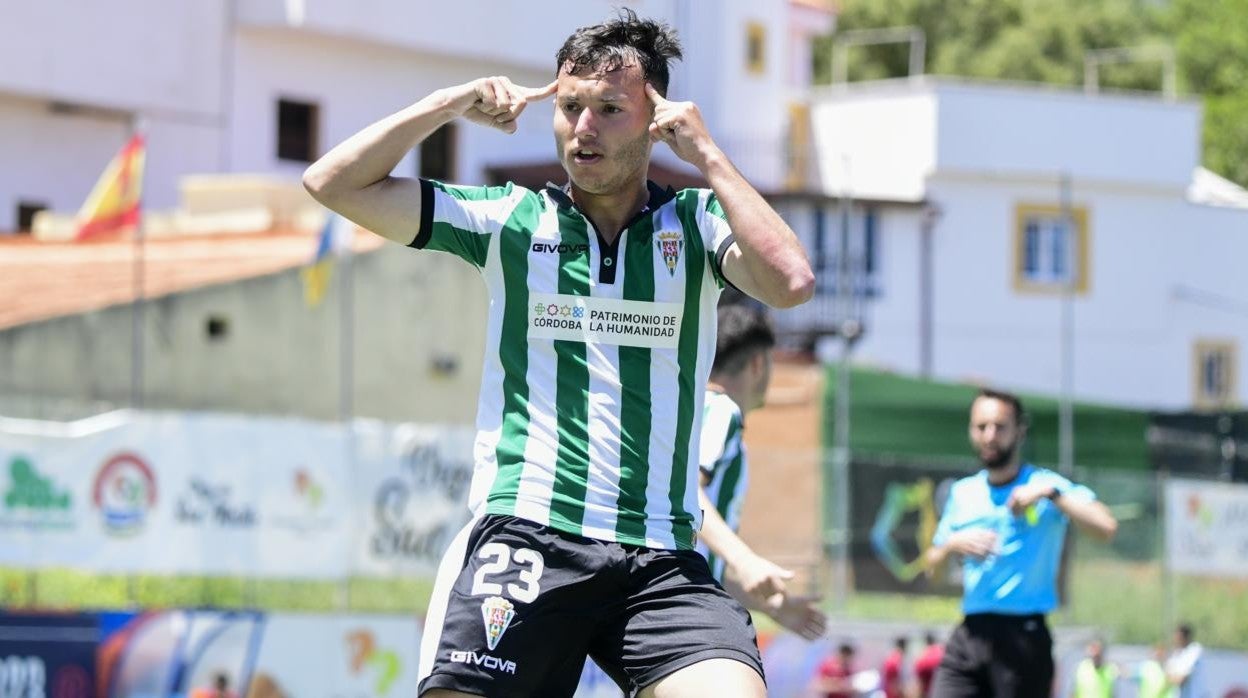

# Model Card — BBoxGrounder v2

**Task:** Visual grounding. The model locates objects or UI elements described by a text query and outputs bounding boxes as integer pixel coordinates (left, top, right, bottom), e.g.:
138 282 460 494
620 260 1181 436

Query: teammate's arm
304 77 556 244
697 482 790 602
698 480 825 640
644 84 813 309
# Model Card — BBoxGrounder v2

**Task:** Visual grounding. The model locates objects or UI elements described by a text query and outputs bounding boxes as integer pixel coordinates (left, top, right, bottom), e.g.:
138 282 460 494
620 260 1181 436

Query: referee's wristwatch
1044 485 1063 501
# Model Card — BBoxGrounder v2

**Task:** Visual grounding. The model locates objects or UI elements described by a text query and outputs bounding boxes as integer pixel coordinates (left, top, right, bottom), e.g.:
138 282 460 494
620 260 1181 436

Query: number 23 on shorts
471 542 546 604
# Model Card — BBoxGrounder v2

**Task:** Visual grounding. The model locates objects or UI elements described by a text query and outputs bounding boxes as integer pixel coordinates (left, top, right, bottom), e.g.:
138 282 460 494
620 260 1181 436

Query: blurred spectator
881 636 908 698
1166 622 1206 698
1135 644 1172 698
814 642 857 698
1073 638 1118 698
190 672 238 698
913 632 944 697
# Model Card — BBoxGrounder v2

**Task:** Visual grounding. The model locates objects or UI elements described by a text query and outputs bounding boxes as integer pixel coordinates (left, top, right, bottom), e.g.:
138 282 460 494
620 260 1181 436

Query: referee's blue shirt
932 463 1095 615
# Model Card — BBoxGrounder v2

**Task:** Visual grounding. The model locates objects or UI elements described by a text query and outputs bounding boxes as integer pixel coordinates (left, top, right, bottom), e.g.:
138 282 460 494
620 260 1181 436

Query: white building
786 77 1248 410
0 0 832 230
5 1 1244 413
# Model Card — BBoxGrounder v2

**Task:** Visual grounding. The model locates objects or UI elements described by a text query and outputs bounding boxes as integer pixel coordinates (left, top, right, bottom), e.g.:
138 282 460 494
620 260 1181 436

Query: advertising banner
0 411 478 579
351 421 476 578
848 459 967 595
0 612 97 698
1165 477 1248 578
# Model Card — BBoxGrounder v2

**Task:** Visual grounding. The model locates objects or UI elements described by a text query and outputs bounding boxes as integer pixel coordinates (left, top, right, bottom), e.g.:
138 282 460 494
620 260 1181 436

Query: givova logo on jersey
656 231 683 276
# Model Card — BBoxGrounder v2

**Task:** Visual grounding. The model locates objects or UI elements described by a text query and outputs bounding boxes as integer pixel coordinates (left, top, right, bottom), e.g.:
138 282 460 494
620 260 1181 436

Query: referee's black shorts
932 613 1054 698
417 514 764 697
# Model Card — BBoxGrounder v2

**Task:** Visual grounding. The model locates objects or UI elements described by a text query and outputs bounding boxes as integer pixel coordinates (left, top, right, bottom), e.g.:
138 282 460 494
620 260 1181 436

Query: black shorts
417 514 763 697
932 613 1054 698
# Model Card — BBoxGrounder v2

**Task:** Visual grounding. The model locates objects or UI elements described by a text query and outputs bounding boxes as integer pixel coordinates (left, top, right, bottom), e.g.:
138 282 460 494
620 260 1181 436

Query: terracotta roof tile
0 228 383 330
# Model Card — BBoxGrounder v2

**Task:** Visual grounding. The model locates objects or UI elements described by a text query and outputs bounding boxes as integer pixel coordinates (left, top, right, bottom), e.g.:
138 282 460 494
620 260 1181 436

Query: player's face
553 63 653 195
968 397 1022 470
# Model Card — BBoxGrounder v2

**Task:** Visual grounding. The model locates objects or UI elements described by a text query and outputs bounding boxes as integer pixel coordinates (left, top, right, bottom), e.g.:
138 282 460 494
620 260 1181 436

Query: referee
925 389 1118 697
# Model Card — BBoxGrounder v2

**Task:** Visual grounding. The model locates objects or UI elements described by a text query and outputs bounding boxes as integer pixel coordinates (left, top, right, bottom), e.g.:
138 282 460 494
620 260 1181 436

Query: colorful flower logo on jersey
481 596 516 651
656 231 683 276
93 452 157 536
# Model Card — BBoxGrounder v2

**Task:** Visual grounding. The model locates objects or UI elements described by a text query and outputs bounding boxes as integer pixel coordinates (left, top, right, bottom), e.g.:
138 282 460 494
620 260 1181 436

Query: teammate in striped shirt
305 9 813 698
695 303 825 641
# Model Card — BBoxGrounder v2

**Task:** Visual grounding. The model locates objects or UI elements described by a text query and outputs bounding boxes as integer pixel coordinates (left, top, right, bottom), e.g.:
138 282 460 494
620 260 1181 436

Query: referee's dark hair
712 304 775 376
973 387 1029 429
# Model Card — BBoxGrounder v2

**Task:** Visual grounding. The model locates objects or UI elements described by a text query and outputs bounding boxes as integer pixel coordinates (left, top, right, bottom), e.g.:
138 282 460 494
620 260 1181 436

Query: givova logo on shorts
481 596 516 651
449 650 517 675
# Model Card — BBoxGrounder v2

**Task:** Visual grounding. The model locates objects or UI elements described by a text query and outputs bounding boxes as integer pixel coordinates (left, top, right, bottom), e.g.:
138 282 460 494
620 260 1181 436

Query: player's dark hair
895 636 908 651
973 388 1029 429
924 631 938 645
555 8 683 96
712 303 775 376
838 642 855 655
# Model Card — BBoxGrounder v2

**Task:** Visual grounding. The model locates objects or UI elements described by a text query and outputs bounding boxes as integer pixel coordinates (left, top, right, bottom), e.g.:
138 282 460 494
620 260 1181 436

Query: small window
277 98 319 163
419 122 458 182
746 22 766 75
17 201 47 233
1193 340 1237 409
205 315 230 341
1013 203 1090 294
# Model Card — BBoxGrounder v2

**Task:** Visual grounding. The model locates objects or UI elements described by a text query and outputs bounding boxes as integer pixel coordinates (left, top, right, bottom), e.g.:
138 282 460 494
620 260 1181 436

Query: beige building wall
0 243 488 424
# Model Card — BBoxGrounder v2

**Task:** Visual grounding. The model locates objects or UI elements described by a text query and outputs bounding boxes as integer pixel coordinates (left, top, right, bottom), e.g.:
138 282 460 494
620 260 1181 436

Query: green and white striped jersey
412 178 734 550
694 390 749 581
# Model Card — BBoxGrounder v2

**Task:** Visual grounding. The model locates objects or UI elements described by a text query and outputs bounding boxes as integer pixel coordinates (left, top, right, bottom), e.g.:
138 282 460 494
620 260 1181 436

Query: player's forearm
304 84 474 203
698 487 756 566
1058 498 1118 542
699 153 814 309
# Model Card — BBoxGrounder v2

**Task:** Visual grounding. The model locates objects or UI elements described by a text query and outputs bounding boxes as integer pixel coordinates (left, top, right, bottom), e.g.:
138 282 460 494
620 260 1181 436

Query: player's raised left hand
646 83 721 170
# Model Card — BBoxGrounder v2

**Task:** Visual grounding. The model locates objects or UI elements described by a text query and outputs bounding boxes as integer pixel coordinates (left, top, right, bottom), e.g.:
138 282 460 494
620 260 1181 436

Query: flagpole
130 118 147 410
127 117 146 610
339 220 355 611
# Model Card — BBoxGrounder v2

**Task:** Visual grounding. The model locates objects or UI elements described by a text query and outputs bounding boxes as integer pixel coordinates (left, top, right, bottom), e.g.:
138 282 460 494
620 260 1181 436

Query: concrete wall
0 243 488 424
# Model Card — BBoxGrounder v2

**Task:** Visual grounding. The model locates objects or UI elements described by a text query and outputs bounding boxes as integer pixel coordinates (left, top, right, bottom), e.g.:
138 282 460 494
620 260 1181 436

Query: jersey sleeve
695 191 736 289
699 399 742 478
410 179 527 269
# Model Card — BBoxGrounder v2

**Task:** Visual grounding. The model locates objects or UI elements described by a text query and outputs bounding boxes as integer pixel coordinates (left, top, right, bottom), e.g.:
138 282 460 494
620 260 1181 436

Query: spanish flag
301 213 352 307
74 133 146 241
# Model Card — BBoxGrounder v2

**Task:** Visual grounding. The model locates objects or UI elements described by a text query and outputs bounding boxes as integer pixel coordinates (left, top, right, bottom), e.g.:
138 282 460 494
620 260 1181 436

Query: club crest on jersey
656 231 683 276
481 596 515 651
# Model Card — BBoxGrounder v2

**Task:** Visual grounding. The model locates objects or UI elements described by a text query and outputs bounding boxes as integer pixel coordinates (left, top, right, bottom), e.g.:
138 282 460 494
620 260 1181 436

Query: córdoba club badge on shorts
481 596 516 651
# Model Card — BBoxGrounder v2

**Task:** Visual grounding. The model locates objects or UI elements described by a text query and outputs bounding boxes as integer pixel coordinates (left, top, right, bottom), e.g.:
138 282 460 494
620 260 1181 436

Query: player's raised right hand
461 77 557 134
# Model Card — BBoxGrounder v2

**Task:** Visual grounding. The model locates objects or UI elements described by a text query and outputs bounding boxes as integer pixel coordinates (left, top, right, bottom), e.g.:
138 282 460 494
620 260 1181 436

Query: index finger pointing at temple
644 83 667 105
526 80 558 101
